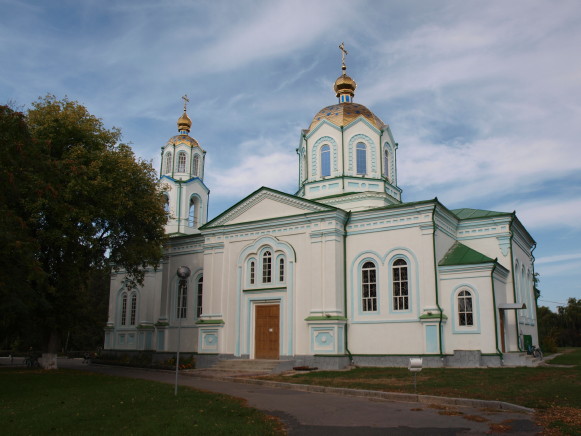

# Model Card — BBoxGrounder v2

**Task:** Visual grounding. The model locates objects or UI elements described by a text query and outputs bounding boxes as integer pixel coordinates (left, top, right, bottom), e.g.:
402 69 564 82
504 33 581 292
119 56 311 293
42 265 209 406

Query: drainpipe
177 182 182 234
508 213 522 351
343 211 353 364
491 262 503 362
531 242 538 333
431 201 444 357
341 126 345 191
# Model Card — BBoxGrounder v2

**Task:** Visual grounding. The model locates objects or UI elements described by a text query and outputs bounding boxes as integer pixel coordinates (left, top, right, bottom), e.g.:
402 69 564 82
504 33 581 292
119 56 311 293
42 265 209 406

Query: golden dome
334 73 357 98
177 111 192 133
167 134 199 148
308 102 385 131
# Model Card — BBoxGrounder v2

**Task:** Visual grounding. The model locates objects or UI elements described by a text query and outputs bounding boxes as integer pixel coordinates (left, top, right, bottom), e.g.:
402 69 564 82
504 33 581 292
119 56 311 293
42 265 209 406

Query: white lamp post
175 266 191 396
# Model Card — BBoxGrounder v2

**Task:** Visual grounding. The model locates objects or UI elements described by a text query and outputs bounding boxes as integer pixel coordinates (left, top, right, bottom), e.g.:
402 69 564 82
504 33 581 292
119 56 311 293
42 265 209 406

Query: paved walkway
6 358 542 435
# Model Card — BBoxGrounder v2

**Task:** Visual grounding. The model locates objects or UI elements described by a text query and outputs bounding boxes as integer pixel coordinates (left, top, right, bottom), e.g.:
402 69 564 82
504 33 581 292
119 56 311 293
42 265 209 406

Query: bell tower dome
296 44 402 211
159 96 210 235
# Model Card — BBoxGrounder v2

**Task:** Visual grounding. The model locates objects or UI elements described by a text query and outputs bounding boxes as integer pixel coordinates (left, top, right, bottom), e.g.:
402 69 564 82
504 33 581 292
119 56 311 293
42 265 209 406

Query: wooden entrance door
254 304 280 359
499 310 506 352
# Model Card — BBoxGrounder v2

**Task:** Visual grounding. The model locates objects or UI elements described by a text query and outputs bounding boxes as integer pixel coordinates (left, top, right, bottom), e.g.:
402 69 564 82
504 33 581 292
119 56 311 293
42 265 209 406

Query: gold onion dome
177 110 192 133
308 102 385 131
334 70 357 98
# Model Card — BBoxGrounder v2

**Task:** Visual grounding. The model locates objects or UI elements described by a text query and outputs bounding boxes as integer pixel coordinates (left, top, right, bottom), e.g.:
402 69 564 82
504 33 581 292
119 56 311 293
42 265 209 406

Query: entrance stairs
190 359 282 378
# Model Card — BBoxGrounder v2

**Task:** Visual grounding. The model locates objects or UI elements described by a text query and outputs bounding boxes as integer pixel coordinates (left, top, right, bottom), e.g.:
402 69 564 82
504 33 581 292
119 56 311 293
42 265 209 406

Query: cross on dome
334 42 356 103
177 95 192 133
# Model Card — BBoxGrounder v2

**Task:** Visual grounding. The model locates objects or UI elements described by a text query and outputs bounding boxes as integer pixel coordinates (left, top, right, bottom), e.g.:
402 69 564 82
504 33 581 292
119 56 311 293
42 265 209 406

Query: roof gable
439 242 495 266
451 208 510 220
202 187 337 228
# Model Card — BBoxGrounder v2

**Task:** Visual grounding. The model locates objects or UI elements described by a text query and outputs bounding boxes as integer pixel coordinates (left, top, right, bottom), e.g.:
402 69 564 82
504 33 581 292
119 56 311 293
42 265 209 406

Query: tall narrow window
177 279 187 319
362 261 377 311
130 294 137 325
279 258 285 282
188 198 196 227
177 151 186 172
193 154 199 177
320 144 330 177
262 251 272 283
163 195 170 213
392 259 409 310
458 290 473 326
121 295 127 326
383 148 389 178
250 261 255 284
197 276 203 317
356 143 367 175
165 152 172 174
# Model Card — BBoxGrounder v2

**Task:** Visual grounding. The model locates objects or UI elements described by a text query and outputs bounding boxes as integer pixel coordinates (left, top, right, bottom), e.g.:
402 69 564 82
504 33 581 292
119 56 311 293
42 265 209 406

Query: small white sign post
408 358 422 395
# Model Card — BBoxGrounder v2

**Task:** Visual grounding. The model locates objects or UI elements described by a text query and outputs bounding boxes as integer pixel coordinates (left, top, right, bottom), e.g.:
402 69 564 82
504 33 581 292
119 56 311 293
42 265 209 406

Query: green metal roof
451 208 510 220
439 242 495 266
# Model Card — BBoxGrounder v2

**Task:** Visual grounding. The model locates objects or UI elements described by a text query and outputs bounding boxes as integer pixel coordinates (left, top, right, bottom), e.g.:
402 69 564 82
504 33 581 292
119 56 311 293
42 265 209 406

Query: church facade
105 58 539 368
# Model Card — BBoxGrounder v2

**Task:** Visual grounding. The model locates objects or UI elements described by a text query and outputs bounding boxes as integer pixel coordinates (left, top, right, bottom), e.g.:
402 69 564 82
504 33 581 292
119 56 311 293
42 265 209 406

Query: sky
1 0 580 310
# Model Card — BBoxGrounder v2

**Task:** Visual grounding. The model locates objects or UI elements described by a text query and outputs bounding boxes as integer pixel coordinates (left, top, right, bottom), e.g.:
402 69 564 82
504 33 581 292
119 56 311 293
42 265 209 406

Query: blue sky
1 0 580 310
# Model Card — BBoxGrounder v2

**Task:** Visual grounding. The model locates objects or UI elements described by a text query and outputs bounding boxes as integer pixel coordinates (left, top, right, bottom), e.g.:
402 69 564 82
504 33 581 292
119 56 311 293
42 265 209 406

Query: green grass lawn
265 349 581 435
0 368 282 436
547 348 581 366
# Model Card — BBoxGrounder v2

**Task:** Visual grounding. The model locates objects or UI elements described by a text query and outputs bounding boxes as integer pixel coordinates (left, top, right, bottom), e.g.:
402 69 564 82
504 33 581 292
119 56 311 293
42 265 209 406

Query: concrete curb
184 373 534 414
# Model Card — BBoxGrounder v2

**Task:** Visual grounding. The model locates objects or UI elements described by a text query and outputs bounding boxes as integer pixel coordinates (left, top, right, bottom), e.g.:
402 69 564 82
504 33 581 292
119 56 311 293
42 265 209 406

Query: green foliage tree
0 97 167 355
537 298 581 351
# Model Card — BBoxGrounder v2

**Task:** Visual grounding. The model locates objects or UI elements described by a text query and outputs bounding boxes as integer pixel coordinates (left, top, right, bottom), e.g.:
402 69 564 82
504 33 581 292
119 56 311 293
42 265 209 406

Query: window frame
196 275 203 318
192 154 200 177
177 151 187 173
457 290 473 326
361 260 378 313
165 152 172 174
262 250 272 284
392 258 410 311
451 285 480 333
356 142 367 175
320 144 331 177
130 293 137 325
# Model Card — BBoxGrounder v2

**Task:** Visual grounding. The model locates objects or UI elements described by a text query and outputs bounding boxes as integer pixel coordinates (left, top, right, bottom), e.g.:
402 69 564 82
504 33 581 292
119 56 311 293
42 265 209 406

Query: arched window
392 259 409 310
279 258 285 282
320 144 330 177
193 154 199 177
362 261 377 312
121 294 128 325
188 197 197 228
356 142 367 175
177 278 187 319
250 261 255 285
196 276 203 317
177 151 187 173
130 294 137 325
165 152 172 174
262 251 272 283
383 148 389 178
457 290 473 326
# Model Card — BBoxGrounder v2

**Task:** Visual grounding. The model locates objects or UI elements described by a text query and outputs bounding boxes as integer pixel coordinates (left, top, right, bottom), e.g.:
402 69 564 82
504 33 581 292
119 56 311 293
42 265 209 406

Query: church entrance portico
254 304 280 359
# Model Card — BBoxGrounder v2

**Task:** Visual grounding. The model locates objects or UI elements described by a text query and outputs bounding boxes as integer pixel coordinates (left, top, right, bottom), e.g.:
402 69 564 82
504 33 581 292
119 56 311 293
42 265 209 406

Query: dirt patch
536 406 581 435
488 419 516 433
463 414 489 423
438 410 464 416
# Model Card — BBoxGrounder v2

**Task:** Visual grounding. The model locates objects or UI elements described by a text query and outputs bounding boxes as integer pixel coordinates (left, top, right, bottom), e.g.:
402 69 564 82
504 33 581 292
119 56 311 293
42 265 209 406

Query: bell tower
159 96 209 235
296 44 402 211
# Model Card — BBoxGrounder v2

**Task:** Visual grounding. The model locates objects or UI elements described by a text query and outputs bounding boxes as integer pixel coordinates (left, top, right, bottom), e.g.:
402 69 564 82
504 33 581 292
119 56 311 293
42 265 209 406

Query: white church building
105 54 539 368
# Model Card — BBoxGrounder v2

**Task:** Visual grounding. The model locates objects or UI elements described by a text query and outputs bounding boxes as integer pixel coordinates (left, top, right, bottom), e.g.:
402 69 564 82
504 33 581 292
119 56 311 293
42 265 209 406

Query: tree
0 97 167 359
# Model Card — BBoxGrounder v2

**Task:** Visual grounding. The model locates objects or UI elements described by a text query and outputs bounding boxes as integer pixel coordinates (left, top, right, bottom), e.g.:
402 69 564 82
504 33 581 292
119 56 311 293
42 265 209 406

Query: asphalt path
18 358 543 435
